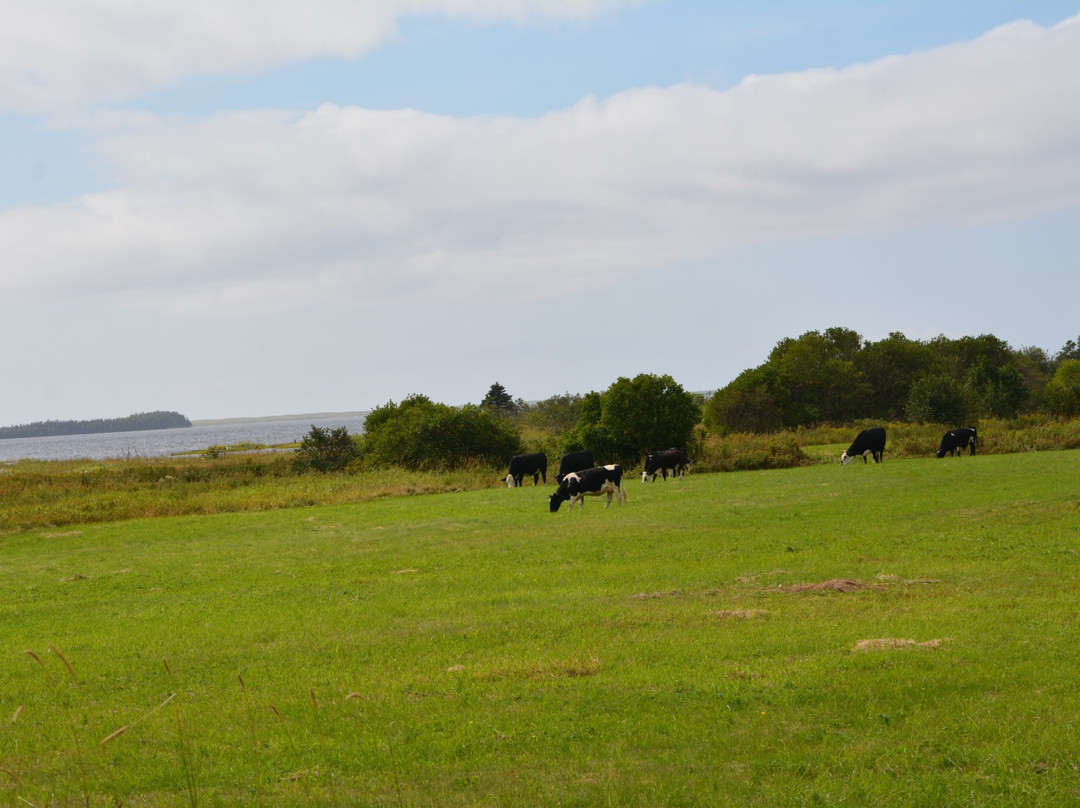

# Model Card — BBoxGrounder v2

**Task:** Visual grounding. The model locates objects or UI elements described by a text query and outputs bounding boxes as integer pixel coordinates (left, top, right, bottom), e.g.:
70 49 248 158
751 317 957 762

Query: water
0 414 369 462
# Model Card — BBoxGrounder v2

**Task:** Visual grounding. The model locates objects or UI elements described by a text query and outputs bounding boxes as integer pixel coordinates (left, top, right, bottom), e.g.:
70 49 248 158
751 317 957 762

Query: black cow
840 427 886 465
555 449 595 484
504 452 547 488
548 465 627 512
641 448 690 482
936 427 977 458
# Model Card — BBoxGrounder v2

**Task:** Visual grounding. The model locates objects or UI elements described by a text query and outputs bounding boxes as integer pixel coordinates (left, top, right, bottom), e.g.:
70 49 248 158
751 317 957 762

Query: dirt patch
783 579 884 593
853 638 948 652
633 590 678 600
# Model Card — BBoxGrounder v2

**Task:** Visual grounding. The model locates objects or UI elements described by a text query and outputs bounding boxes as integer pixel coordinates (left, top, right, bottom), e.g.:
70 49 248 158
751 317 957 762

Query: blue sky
2 1 1079 425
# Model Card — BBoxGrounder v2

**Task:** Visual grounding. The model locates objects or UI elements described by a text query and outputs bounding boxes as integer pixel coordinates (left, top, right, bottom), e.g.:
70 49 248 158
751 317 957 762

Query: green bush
292 425 361 473
569 374 700 466
360 395 522 471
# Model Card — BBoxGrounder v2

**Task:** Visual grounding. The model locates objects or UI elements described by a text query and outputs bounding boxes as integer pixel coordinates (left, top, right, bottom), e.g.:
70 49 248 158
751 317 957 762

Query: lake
0 414 370 462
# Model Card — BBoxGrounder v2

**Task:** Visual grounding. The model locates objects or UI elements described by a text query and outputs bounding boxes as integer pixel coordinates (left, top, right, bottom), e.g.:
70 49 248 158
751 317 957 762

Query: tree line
293 376 700 473
0 411 192 440
704 328 1080 432
292 328 1080 473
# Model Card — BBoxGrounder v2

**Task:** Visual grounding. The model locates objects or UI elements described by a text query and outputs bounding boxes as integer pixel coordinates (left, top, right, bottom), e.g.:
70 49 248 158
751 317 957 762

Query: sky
2 1 1079 425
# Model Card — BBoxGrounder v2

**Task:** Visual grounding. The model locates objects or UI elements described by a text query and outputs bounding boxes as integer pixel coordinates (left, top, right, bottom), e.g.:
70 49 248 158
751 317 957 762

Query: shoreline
191 411 369 426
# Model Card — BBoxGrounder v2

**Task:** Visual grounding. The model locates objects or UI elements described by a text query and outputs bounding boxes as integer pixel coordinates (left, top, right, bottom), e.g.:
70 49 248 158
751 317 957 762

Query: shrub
570 374 700 466
360 396 522 471
292 425 361 473
694 432 807 473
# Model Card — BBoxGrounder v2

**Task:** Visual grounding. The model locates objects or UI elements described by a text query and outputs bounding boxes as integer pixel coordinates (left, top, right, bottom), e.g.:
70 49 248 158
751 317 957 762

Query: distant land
0 411 192 440
192 411 369 426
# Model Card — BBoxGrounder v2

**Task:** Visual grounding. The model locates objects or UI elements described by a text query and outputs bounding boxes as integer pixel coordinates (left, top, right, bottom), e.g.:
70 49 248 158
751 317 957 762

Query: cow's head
840 451 855 465
548 492 566 512
505 474 516 488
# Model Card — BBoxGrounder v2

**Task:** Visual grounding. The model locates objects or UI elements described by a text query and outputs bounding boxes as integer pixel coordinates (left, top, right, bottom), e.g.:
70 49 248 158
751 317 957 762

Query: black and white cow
641 448 690 482
936 427 977 458
555 449 595 484
840 427 886 465
548 465 627 512
504 452 547 488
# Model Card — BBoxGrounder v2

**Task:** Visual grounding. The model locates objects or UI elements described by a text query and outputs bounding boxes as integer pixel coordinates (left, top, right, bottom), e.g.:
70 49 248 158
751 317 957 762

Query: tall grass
0 454 506 532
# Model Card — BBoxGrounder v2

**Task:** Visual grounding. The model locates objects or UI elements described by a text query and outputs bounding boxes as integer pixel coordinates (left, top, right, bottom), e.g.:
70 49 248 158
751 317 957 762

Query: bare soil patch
782 578 884 593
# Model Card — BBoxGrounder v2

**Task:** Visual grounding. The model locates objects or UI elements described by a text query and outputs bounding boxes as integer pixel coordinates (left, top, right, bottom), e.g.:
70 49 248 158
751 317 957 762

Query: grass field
3 449 1079 805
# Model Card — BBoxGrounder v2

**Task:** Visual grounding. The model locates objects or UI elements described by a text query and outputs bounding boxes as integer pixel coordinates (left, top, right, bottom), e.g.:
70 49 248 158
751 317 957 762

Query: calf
548 465 627 512
555 449 595 484
641 448 689 482
504 452 547 488
936 427 977 458
840 427 886 465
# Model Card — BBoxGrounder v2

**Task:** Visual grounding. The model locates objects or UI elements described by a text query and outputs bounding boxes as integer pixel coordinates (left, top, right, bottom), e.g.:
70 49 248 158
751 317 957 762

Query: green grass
3 451 1080 805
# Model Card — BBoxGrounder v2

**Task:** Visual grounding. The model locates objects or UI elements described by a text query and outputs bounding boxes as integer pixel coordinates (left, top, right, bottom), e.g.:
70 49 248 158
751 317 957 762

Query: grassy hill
3 450 1080 805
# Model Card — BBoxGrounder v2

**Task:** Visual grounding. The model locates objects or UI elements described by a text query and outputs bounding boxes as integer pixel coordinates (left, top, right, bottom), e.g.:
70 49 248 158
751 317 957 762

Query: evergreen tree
481 382 516 416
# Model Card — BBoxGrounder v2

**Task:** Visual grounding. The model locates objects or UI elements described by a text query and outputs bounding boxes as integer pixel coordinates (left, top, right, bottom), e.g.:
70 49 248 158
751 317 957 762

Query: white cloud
0 0 643 115
1 13 1078 314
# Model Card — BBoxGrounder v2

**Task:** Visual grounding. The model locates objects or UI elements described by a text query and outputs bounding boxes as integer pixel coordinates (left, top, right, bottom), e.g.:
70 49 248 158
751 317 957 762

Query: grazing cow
504 452 547 488
548 465 627 512
936 427 978 458
641 448 689 482
555 449 595 484
840 427 887 465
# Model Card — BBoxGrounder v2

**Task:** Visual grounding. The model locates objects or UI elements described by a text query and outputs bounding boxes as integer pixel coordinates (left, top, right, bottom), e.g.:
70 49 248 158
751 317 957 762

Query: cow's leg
604 491 613 508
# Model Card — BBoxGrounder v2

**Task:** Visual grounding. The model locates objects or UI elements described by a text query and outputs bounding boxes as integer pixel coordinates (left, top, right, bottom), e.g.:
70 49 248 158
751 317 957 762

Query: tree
855 332 939 420
524 392 583 437
571 374 700 466
481 382 516 416
1055 337 1080 364
360 395 522 470
292 425 361 473
904 374 971 426
766 329 868 425
965 360 1028 419
1045 359 1080 417
703 367 782 433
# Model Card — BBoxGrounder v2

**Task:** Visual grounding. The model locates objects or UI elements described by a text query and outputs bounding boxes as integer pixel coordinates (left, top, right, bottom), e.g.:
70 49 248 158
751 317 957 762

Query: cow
555 449 595 484
840 427 886 465
936 427 978 458
641 448 689 482
548 465 627 512
504 452 547 488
